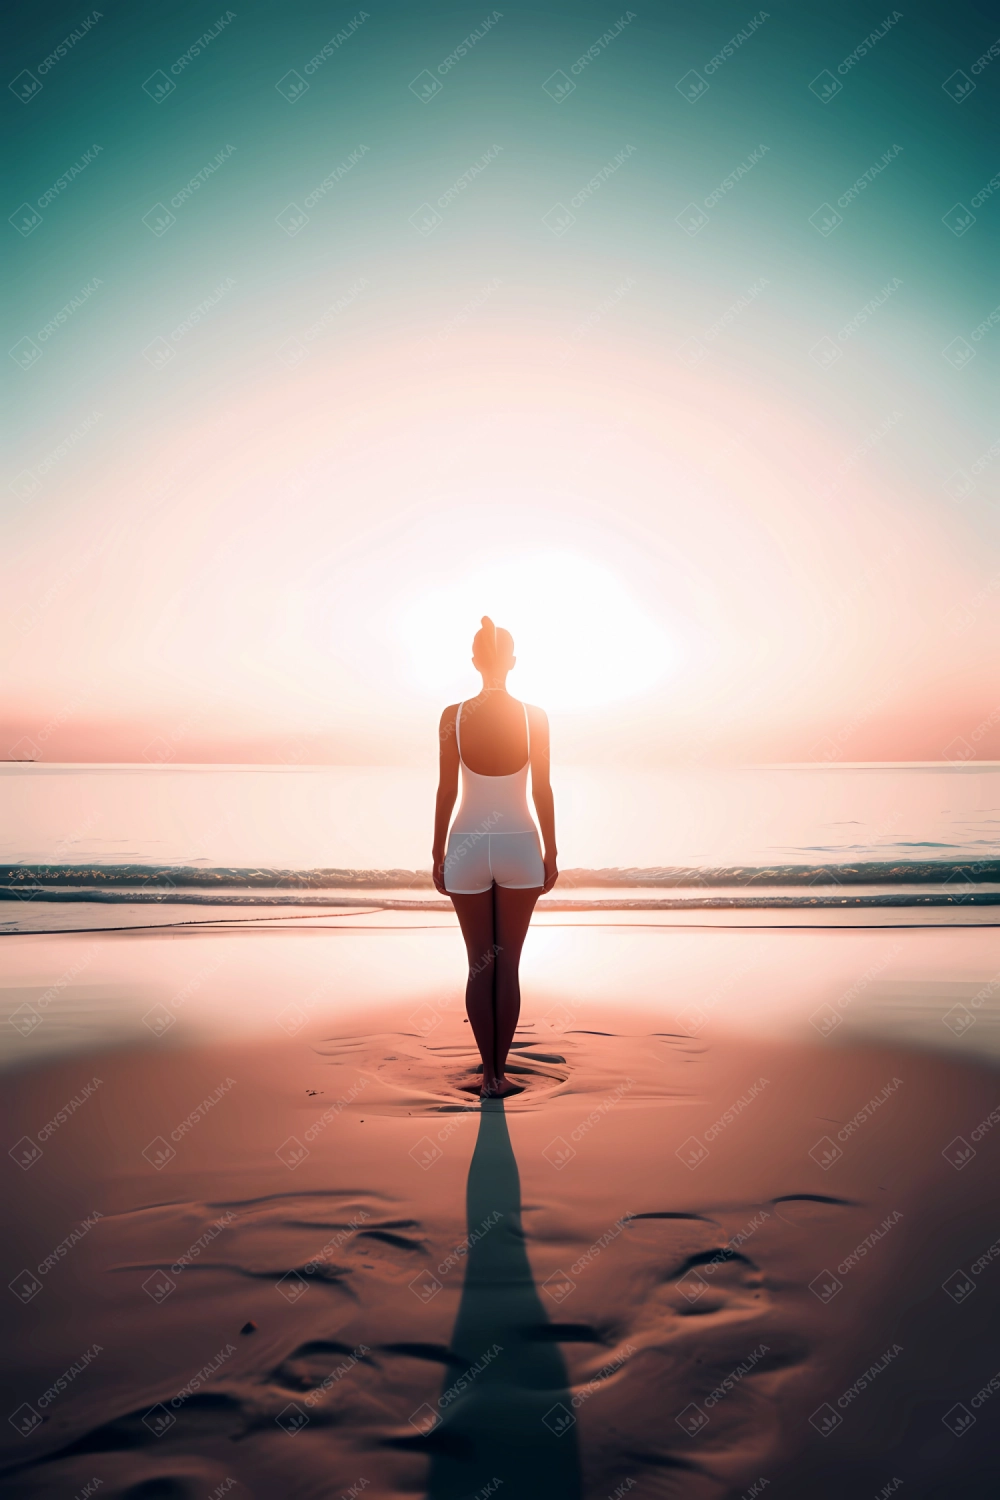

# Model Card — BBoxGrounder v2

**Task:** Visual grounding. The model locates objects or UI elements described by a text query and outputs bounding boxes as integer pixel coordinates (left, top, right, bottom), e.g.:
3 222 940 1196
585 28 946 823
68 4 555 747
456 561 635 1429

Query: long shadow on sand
420 1098 584 1499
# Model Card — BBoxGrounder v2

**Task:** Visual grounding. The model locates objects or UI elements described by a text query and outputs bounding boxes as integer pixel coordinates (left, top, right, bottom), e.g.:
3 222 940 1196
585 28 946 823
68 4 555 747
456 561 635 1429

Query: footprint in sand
270 1339 377 1396
439 1041 571 1104
111 1192 429 1297
318 1032 571 1108
556 1212 809 1487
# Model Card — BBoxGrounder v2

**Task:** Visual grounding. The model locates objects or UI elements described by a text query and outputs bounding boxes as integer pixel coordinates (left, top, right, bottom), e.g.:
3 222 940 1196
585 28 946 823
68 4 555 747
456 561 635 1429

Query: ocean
2 761 999 932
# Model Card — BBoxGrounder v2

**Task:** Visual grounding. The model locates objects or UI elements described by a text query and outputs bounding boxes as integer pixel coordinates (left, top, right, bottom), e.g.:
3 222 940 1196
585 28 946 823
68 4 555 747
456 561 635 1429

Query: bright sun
397 550 679 711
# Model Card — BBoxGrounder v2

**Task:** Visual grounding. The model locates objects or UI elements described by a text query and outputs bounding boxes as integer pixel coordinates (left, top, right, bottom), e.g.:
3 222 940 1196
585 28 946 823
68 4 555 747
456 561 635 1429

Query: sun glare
397 551 679 711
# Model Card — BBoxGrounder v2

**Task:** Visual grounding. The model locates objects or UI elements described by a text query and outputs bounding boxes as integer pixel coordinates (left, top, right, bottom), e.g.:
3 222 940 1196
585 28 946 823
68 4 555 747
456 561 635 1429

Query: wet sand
2 927 1000 1498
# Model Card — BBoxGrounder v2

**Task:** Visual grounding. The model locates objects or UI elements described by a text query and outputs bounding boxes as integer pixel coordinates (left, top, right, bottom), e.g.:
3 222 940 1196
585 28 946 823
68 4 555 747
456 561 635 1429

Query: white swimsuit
443 700 545 895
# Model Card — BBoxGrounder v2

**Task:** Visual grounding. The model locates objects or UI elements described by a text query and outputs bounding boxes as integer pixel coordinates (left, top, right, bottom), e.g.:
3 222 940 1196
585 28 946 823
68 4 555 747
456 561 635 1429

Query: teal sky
4 2 998 763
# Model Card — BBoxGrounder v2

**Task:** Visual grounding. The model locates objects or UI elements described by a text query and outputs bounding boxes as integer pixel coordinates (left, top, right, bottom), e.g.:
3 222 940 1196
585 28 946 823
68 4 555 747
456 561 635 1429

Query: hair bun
481 615 497 654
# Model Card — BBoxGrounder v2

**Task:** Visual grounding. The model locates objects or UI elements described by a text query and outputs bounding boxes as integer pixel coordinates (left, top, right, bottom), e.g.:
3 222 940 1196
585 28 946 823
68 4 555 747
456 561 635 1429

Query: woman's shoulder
521 701 549 725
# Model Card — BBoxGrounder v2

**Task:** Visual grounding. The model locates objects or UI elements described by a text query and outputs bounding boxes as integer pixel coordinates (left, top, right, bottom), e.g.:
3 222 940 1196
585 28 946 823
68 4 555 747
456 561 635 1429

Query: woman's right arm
432 705 460 894
529 706 558 893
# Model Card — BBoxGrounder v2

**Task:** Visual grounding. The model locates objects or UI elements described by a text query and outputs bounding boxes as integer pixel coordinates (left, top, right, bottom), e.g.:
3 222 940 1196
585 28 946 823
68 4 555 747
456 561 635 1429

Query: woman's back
451 696 536 836
453 692 531 775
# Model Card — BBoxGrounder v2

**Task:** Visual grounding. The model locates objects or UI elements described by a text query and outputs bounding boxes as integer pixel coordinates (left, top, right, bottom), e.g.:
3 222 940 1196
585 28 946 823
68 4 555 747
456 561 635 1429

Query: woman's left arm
432 705 460 893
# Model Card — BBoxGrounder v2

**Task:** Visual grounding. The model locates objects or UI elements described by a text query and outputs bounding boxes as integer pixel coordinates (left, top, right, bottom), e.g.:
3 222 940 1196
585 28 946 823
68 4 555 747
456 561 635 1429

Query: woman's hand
542 854 559 894
432 852 448 895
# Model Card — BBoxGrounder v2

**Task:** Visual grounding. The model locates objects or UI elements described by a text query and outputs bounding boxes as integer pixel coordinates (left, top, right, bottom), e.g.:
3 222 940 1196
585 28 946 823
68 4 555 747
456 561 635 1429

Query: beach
3 916 1000 1498
7 0 999 1490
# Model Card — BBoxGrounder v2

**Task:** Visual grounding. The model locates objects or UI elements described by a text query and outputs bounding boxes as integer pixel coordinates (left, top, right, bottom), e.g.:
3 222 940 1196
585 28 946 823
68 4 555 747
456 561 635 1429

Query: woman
432 617 558 1098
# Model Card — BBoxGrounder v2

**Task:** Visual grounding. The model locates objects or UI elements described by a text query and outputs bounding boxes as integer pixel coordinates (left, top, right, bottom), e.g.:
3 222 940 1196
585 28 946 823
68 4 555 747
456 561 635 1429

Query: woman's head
472 615 515 681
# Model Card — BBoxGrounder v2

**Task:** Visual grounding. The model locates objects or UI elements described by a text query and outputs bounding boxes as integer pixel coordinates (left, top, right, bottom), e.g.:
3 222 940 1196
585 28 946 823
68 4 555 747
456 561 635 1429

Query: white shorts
444 829 544 895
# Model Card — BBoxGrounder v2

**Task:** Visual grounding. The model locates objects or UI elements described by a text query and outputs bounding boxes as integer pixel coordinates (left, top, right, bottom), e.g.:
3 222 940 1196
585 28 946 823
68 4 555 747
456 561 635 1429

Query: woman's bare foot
457 1075 485 1096
480 1075 524 1099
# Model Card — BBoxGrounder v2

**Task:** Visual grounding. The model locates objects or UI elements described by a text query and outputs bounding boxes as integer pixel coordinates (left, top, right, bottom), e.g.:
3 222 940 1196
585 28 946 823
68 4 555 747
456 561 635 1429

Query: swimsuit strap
523 701 530 762
455 701 464 764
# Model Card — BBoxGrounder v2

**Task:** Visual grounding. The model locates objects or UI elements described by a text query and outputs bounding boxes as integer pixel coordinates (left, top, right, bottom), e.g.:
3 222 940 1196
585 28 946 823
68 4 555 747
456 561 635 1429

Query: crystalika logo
409 1269 443 1303
809 1136 843 1169
142 70 175 102
941 1136 976 1170
9 1137 43 1170
676 203 709 235
10 1402 43 1436
142 1136 176 1170
809 203 842 236
942 203 976 236
676 70 709 102
542 70 575 102
542 1403 576 1436
275 71 309 103
409 70 442 102
10 71 43 103
543 1136 576 1168
809 1402 842 1436
9 204 43 237
676 1401 709 1435
809 70 842 102
942 70 975 102
675 1136 709 1169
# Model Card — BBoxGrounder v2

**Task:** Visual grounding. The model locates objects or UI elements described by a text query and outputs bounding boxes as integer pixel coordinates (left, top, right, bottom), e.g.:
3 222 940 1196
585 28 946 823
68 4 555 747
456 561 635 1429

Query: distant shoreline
3 858 1000 892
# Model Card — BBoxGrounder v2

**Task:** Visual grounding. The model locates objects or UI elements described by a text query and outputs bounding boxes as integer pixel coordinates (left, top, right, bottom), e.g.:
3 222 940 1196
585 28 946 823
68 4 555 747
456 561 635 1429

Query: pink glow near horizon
4 331 996 763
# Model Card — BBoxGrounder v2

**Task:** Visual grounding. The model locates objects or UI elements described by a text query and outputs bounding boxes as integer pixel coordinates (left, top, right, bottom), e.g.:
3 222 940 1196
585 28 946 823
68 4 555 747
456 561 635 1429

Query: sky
4 0 998 766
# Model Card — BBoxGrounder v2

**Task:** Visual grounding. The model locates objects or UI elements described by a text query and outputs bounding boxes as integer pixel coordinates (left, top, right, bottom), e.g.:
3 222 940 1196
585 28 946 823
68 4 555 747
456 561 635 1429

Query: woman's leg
490 885 542 1091
450 889 498 1086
